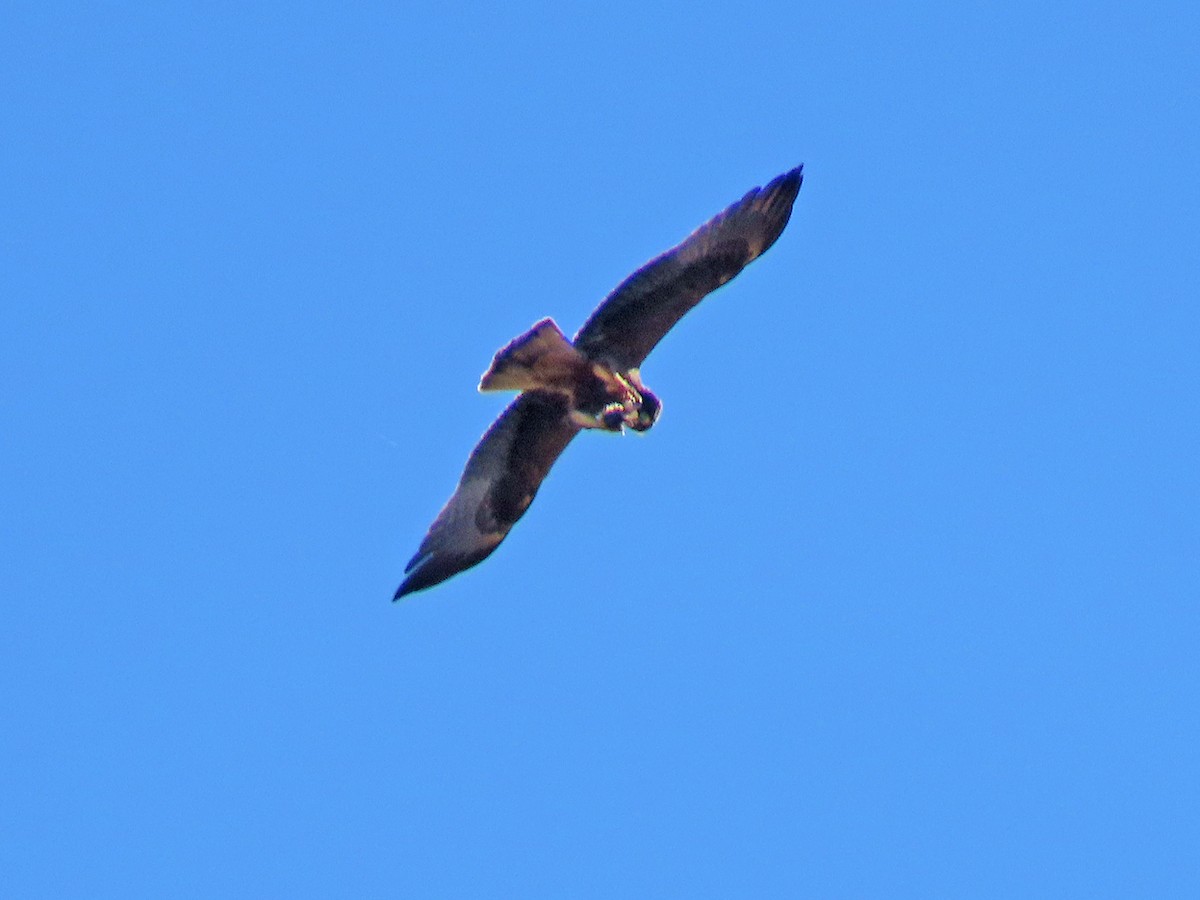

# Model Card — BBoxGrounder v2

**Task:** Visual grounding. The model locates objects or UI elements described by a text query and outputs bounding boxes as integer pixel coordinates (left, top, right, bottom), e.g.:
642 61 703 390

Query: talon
601 404 627 431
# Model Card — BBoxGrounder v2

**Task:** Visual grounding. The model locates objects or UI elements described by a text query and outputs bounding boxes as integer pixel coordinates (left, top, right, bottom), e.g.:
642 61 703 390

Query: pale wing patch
423 476 502 559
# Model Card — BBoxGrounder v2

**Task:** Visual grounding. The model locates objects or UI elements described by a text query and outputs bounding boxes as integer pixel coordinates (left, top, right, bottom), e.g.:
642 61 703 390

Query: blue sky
3 1 1198 895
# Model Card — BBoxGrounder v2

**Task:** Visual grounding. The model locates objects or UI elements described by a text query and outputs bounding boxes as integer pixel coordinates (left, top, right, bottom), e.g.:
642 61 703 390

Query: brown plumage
395 166 803 599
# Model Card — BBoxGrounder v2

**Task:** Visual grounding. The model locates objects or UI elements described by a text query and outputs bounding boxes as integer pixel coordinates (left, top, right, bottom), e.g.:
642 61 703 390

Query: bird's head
629 388 662 432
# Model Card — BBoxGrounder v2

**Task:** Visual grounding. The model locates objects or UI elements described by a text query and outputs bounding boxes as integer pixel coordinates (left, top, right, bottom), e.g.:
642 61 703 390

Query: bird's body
478 318 650 432
396 166 804 598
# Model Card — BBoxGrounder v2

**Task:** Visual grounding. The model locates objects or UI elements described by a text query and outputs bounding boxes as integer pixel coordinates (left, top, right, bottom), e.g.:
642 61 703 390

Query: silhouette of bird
396 166 804 598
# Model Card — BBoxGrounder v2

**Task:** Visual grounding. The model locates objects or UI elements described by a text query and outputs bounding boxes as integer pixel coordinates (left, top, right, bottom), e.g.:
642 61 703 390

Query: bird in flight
395 165 804 598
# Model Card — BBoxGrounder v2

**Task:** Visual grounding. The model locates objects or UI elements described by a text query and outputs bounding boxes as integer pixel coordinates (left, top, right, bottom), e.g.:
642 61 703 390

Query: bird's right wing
395 390 581 598
573 166 803 372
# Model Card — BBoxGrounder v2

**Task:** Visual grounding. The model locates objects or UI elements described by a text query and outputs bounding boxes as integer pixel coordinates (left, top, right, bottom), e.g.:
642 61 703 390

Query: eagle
395 166 804 598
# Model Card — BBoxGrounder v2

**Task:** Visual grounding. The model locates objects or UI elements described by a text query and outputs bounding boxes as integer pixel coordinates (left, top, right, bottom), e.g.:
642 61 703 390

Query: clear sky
3 2 1198 896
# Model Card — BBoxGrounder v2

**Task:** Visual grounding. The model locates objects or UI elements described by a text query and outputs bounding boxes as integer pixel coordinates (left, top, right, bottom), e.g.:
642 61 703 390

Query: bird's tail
478 318 584 392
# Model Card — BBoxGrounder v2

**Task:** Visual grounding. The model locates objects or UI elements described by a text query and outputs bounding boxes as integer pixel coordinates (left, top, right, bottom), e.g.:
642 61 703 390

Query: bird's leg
619 369 660 433
611 371 641 401
609 372 645 428
601 403 628 431
569 403 628 431
569 367 646 431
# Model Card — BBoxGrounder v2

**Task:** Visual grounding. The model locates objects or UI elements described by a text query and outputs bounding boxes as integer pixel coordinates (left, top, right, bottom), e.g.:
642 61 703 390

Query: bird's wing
395 390 581 598
573 166 803 371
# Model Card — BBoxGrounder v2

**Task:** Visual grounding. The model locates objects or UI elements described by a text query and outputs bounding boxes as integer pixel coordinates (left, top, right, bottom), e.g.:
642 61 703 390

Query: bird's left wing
395 390 581 598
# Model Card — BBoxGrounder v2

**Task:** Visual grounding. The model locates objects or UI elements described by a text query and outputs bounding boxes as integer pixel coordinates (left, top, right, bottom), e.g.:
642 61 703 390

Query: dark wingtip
782 163 804 183
393 551 431 601
392 547 495 601
746 164 804 254
393 569 431 601
769 165 804 202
